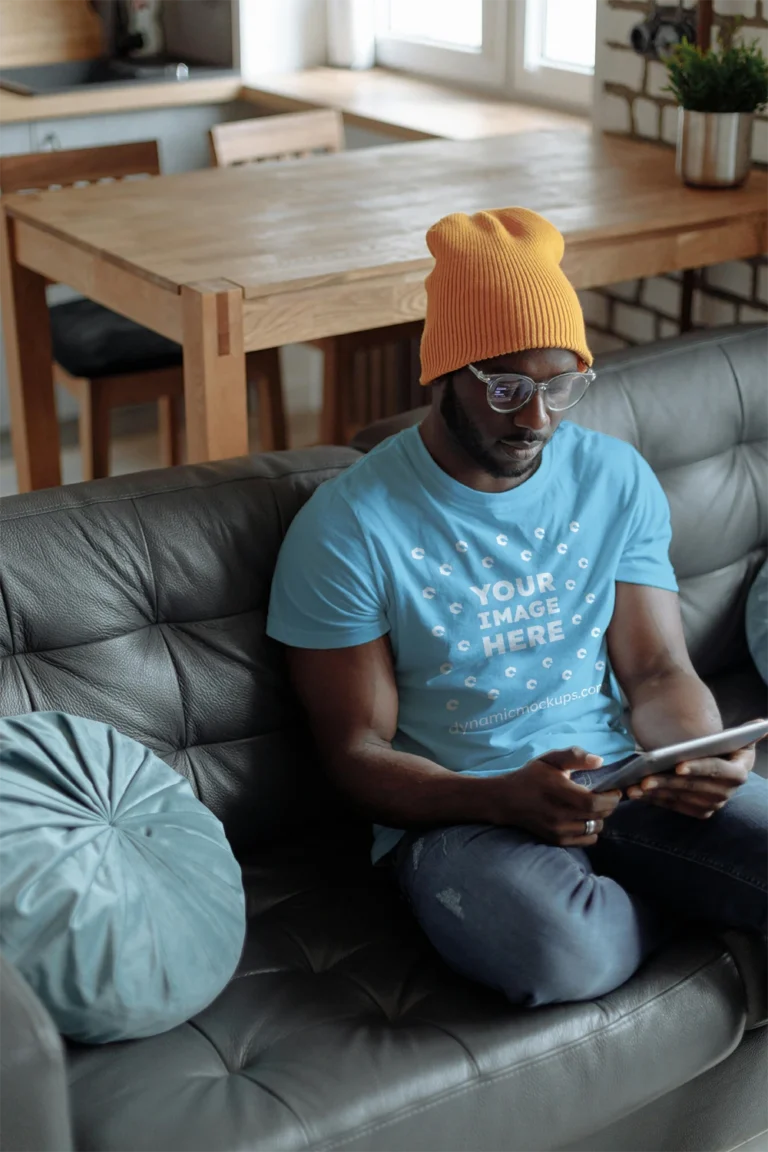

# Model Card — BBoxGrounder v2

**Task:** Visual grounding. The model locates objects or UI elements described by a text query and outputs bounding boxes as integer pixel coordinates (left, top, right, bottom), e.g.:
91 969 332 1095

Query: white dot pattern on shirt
413 521 605 727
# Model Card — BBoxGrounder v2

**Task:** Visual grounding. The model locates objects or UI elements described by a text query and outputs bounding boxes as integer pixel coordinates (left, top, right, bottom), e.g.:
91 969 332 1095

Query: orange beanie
419 206 592 385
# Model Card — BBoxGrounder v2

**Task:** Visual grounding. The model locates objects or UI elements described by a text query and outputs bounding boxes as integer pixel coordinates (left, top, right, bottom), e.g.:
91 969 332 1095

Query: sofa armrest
0 954 73 1152
720 930 768 1031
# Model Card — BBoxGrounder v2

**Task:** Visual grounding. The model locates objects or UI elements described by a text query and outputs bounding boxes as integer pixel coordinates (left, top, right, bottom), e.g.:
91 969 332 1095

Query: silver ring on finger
584 818 599 836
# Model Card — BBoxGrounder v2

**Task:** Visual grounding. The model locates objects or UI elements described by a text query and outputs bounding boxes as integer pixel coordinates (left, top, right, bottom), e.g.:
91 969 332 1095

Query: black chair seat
50 299 182 380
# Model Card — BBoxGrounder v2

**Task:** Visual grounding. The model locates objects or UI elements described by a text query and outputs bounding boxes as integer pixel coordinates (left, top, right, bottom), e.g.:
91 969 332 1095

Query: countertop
0 66 587 142
239 68 588 141
0 74 244 124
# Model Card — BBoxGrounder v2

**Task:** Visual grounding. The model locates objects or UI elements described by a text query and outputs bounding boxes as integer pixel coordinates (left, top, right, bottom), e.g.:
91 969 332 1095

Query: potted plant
664 20 768 187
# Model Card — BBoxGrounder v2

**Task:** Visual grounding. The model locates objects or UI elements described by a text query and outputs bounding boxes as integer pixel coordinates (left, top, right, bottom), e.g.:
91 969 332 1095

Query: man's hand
626 745 756 818
489 747 622 846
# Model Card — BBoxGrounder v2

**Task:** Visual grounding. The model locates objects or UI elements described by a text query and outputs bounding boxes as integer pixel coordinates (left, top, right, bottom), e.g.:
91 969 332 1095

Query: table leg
680 269 696 333
181 281 249 463
0 210 60 491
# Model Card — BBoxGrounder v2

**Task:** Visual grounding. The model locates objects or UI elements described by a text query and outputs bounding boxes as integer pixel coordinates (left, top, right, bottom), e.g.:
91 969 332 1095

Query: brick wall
583 0 768 353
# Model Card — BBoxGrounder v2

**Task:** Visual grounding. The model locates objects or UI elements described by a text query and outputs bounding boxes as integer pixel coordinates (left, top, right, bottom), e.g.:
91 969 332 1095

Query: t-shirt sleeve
267 484 389 649
616 450 678 592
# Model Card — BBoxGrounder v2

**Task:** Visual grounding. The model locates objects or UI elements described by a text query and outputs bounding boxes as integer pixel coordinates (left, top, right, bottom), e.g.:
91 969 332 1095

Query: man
268 207 767 1006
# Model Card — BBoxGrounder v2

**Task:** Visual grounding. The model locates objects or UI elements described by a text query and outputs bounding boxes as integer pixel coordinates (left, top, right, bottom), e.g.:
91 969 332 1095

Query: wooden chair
210 110 424 445
0 142 185 479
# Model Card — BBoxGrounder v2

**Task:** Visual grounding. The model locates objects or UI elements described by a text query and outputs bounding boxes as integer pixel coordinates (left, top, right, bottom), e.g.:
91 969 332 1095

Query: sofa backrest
0 449 365 860
1 328 765 858
353 326 768 678
574 326 767 674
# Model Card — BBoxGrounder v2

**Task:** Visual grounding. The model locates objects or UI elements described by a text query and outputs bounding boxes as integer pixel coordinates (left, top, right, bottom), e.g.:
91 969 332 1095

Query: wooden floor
0 407 321 498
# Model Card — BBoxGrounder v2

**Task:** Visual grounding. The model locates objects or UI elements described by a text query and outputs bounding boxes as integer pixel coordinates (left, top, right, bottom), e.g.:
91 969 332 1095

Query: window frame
374 0 508 92
512 0 594 110
374 0 595 111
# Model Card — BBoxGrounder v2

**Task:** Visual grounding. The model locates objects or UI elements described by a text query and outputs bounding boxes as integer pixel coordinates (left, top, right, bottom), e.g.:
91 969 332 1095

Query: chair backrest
0 141 160 195
210 110 345 168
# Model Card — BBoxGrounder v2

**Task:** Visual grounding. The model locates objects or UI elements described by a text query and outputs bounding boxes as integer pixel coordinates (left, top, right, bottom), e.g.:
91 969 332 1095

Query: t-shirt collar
400 422 559 512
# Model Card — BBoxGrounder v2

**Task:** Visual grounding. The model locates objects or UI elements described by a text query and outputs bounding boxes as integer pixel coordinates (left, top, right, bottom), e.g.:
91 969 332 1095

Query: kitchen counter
241 67 588 141
0 67 586 142
0 74 244 123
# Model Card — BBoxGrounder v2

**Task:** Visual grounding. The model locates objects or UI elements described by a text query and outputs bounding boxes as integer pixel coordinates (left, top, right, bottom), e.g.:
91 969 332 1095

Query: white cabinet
344 124 403 149
29 100 256 173
0 123 33 157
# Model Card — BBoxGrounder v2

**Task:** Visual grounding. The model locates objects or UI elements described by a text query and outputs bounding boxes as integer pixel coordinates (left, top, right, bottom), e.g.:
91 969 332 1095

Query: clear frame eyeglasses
468 363 596 414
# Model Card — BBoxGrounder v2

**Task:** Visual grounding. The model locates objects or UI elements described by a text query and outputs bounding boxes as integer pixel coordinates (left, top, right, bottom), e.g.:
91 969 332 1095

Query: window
375 0 508 89
375 0 596 109
515 0 596 106
386 0 482 49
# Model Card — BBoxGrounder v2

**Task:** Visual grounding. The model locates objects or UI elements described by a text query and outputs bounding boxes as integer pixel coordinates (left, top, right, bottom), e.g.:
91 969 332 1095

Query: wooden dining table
2 128 766 491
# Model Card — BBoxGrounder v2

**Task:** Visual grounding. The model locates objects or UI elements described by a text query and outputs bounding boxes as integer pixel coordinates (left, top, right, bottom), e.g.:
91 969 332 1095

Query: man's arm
286 639 620 845
607 582 754 815
286 637 498 828
607 582 722 749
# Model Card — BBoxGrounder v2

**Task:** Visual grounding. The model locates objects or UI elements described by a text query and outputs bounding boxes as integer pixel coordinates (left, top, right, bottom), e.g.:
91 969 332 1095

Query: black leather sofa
1 326 766 1152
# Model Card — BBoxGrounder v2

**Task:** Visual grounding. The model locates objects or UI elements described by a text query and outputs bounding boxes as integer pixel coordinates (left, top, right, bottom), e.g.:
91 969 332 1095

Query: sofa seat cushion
50 299 181 380
66 855 748 1152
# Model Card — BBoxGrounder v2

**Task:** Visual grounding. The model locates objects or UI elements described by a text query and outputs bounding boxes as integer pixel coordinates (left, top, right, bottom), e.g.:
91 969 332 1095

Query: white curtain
326 0 376 69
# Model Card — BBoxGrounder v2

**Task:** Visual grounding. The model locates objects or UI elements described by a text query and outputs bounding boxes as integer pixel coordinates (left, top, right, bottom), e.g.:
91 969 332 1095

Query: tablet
591 718 768 793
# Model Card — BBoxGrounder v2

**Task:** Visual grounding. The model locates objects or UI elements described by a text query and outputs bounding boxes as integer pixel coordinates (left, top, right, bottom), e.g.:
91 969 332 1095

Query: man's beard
440 378 547 480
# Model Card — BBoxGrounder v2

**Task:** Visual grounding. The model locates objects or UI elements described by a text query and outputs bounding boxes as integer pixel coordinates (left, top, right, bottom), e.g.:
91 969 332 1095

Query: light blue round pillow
746 561 768 685
0 712 246 1044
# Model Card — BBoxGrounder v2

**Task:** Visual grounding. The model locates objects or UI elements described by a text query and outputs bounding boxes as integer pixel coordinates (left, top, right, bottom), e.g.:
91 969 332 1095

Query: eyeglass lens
489 373 590 413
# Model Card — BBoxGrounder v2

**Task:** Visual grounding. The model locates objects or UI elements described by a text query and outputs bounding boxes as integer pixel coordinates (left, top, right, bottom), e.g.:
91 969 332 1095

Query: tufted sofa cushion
62 856 748 1152
0 449 366 863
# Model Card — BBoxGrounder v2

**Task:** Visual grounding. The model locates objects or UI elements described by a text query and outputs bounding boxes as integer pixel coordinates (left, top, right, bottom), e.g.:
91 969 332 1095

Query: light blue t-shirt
267 422 678 863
